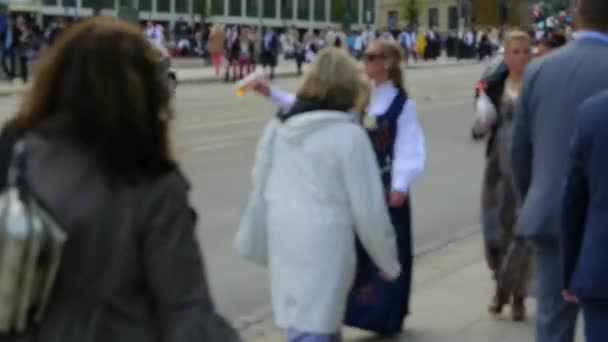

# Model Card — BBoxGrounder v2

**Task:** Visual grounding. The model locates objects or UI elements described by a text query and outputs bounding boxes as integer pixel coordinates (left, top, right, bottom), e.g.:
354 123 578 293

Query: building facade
377 0 471 33
2 0 378 30
1 0 199 26
470 0 533 28
205 0 377 30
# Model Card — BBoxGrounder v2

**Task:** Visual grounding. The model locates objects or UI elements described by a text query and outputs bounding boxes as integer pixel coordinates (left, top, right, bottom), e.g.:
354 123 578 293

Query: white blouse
368 81 426 192
268 81 426 192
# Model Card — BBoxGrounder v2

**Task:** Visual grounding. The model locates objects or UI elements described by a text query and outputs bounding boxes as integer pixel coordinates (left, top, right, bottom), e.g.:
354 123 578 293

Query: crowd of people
0 0 607 342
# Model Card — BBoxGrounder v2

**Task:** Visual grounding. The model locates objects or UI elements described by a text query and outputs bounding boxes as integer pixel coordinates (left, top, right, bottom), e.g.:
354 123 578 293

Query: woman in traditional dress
344 39 425 336
472 30 533 321
236 47 402 342
251 38 426 336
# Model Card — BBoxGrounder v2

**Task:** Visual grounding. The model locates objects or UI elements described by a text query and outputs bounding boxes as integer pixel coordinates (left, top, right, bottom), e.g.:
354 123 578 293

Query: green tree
403 0 420 27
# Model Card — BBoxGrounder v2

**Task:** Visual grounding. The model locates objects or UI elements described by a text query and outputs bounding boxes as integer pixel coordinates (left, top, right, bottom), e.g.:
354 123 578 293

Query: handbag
498 236 533 294
234 120 278 267
0 137 67 334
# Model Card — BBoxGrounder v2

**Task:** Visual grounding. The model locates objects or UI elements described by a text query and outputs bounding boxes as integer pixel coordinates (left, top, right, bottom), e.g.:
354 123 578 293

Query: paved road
0 62 488 323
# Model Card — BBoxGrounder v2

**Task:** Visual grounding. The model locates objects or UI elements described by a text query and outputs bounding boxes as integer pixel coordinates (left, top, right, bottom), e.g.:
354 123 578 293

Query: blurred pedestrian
236 47 401 342
538 32 567 56
473 31 534 321
344 38 425 336
208 23 225 76
511 0 608 341
0 17 240 342
260 28 279 80
561 89 608 342
16 21 37 83
0 17 19 81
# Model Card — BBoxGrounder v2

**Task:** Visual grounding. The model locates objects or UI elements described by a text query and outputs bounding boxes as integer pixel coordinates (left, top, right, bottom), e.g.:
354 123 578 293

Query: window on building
62 0 76 7
448 6 458 30
347 0 358 25
281 0 292 19
175 0 188 12
102 0 114 9
297 0 309 20
462 4 470 26
428 7 439 29
246 0 258 17
363 0 375 25
211 0 224 15
43 0 57 6
313 0 324 21
229 0 241 16
263 0 275 18
139 0 151 11
157 0 170 12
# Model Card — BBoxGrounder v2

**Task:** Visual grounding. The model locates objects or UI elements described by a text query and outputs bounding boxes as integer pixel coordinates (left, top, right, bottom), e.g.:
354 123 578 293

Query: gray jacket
0 120 240 342
512 37 608 237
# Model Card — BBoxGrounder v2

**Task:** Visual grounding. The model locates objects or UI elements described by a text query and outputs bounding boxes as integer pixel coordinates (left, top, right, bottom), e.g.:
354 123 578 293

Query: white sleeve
391 100 426 192
269 87 297 113
342 126 401 278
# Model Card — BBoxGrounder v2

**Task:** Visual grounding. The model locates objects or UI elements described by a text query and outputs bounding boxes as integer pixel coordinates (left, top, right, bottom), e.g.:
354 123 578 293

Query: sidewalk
245 233 585 342
0 58 479 97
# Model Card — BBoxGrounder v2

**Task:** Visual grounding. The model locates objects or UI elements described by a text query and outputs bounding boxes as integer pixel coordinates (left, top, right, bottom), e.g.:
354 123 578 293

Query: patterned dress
484 81 532 296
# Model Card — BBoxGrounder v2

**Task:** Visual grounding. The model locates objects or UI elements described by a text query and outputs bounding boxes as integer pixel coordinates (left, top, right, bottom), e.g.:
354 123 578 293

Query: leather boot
488 288 509 316
512 295 526 321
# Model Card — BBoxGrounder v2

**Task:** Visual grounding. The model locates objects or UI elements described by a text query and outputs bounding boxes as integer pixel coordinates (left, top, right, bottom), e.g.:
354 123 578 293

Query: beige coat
208 29 225 54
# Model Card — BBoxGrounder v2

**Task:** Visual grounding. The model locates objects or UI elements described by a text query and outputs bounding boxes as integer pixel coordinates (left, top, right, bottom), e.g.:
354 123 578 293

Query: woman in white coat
252 39 426 335
236 47 401 342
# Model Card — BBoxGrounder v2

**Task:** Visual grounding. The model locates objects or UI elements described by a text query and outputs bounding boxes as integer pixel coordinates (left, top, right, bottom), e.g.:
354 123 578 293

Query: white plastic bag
475 92 497 124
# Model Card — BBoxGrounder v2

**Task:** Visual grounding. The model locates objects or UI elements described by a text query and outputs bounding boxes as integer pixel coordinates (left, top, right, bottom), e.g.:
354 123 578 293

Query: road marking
176 129 262 153
176 117 267 132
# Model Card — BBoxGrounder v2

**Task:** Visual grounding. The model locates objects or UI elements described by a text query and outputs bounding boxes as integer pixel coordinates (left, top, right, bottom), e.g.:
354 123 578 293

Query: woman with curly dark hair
0 17 239 342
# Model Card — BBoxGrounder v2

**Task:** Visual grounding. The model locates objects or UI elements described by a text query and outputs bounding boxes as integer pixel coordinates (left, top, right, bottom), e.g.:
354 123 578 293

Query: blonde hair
504 30 532 49
297 47 364 111
374 39 407 94
210 23 224 36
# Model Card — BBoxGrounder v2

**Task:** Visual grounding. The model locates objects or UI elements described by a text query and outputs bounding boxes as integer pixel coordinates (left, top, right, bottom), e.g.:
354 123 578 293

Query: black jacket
482 66 509 157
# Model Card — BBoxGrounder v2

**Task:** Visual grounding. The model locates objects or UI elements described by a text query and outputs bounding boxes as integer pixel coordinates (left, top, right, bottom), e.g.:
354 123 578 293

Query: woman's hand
562 289 579 305
378 270 397 281
251 79 271 97
472 119 493 137
388 191 408 208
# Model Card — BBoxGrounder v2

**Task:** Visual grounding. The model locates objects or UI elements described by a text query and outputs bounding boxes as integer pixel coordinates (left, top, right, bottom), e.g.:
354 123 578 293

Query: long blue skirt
344 199 413 335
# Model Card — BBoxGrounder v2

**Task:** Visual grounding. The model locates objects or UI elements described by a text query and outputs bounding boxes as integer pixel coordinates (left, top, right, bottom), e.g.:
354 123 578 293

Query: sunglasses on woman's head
363 53 386 62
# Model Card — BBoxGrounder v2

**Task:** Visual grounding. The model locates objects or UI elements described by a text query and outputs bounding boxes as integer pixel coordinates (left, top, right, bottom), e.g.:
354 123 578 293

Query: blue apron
344 91 412 335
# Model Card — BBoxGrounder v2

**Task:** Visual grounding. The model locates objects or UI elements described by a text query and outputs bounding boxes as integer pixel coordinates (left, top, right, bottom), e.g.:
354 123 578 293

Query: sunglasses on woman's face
363 53 386 63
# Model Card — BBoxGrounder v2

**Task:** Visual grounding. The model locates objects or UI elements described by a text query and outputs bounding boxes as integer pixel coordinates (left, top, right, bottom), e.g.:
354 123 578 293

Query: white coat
236 110 401 333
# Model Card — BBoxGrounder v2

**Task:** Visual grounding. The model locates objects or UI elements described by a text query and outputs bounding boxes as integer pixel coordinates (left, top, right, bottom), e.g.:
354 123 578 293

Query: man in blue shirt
0 17 18 81
511 0 608 341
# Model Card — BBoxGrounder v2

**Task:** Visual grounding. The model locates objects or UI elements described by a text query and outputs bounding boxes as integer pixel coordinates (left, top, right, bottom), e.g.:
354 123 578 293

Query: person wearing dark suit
561 89 608 342
511 0 608 341
260 28 279 80
0 17 20 80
